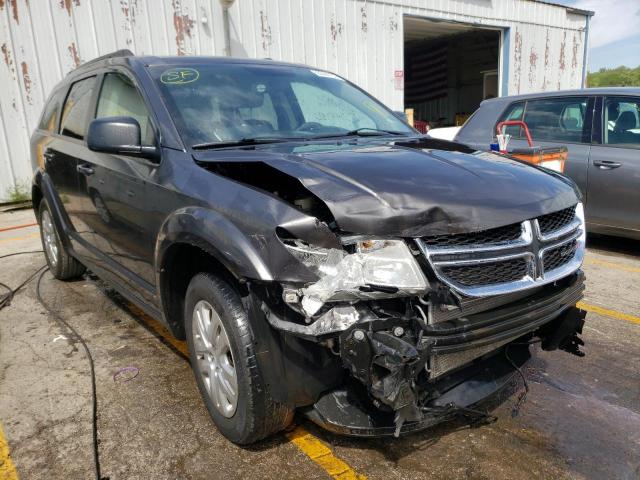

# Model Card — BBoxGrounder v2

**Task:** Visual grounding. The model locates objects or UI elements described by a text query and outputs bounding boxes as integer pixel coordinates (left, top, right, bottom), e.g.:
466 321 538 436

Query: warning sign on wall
394 70 404 90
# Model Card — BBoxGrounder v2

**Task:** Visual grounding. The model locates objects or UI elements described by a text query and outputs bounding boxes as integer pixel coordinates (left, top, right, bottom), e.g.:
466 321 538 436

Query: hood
193 138 580 237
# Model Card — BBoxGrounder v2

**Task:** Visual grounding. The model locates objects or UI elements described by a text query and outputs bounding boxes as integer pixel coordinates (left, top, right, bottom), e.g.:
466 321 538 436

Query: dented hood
193 138 580 237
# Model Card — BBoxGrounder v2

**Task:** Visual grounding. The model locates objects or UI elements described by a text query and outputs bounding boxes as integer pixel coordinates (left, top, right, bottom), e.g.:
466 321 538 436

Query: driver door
74 70 159 298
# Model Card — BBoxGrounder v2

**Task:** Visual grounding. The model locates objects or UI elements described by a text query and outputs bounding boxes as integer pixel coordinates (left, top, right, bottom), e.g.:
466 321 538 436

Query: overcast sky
555 0 640 71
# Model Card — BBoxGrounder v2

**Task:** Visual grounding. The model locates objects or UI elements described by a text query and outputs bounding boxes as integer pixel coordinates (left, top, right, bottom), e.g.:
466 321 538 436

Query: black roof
69 51 312 78
484 87 640 104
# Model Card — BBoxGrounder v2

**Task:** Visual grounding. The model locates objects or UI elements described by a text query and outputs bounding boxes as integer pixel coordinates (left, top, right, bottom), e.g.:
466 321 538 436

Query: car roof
483 87 640 105
65 51 316 82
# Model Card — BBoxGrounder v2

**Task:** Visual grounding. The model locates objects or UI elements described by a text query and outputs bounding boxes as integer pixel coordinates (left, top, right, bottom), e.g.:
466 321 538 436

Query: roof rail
78 49 134 69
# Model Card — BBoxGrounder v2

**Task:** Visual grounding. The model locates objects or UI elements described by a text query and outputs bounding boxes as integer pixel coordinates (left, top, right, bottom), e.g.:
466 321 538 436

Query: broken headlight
283 238 429 316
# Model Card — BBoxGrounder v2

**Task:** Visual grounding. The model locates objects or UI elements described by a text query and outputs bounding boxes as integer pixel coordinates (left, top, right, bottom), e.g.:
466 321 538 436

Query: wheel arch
154 207 273 338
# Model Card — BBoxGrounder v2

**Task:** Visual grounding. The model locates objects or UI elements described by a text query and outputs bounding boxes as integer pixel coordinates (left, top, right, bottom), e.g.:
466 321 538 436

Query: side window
604 97 640 147
291 82 376 130
60 77 96 140
39 89 64 132
522 97 589 143
96 73 155 146
497 102 525 137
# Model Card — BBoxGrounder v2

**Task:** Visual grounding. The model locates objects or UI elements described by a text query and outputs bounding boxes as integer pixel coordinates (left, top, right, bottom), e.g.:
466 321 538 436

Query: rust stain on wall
1 43 11 68
20 61 33 104
129 0 138 24
528 47 538 88
259 10 272 52
68 42 81 66
329 15 343 42
172 0 194 55
559 31 566 72
542 29 550 90
571 33 579 70
389 16 398 32
1 43 16 79
360 6 368 33
9 0 18 23
0 0 5 11
513 28 522 94
59 0 80 16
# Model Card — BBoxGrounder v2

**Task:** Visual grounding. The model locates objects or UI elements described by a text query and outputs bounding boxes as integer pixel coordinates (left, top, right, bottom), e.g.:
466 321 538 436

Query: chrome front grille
416 204 585 297
538 206 576 235
419 223 523 248
440 257 529 287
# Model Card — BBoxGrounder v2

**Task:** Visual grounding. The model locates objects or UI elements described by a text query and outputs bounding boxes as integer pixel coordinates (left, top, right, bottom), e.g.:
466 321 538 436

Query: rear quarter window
38 89 64 132
59 76 96 140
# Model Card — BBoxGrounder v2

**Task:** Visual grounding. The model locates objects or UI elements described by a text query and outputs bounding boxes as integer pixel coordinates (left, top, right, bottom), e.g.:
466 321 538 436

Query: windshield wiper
312 128 408 139
192 137 288 150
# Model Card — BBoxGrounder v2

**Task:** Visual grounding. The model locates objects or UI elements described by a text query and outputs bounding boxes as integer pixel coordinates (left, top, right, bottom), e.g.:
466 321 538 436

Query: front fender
154 206 275 282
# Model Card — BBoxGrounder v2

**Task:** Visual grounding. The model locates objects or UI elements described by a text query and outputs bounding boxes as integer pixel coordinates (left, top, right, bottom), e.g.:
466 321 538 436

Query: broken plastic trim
261 303 361 340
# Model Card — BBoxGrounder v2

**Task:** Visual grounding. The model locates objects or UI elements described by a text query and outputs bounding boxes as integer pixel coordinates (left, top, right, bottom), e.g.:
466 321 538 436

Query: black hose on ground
0 251 45 311
35 268 105 480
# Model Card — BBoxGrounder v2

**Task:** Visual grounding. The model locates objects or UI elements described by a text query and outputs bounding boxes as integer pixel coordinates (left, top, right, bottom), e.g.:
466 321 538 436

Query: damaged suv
32 51 587 444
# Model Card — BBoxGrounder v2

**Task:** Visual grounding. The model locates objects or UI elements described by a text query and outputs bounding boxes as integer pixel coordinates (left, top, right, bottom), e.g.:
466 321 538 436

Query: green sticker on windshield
160 68 199 84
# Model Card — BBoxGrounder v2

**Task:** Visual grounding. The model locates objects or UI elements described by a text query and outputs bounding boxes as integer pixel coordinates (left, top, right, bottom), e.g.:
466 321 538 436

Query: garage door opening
403 16 501 130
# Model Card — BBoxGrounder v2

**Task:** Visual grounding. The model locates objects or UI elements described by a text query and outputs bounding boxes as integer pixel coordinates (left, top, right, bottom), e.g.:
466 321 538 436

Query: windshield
150 63 415 146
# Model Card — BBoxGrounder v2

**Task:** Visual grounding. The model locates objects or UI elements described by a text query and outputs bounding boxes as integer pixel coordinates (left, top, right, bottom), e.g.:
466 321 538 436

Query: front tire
38 200 85 280
185 273 293 444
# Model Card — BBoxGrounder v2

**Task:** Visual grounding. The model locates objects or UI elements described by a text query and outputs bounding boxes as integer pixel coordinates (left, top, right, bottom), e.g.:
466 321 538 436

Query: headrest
616 111 637 131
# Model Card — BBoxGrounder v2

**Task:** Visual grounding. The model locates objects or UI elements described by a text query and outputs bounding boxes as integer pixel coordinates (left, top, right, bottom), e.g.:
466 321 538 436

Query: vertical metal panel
0 0 589 201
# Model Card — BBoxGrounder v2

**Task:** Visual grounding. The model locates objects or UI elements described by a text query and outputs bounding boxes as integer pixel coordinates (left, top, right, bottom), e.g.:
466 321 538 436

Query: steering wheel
295 122 324 133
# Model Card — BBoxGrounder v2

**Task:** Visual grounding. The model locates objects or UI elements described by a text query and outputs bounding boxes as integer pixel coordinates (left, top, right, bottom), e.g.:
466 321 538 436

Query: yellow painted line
584 257 640 274
286 426 366 480
578 301 640 326
0 233 39 244
123 301 364 479
0 422 19 480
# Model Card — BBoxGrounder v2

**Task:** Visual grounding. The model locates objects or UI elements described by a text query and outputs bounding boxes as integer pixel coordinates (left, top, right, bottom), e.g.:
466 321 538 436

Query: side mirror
87 116 158 160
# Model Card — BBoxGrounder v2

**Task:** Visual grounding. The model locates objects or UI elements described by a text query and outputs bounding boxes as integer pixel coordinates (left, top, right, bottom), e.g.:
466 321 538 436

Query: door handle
593 160 622 170
77 164 95 176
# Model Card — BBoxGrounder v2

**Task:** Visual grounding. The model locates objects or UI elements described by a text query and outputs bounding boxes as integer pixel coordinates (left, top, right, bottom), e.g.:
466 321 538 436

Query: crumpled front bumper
303 342 530 437
279 272 586 437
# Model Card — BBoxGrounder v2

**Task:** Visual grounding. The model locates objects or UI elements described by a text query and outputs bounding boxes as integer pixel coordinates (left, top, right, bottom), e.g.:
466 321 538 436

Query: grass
4 182 30 203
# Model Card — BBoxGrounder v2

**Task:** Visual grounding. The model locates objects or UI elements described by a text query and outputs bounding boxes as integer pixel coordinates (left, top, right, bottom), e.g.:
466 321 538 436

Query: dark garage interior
404 17 501 128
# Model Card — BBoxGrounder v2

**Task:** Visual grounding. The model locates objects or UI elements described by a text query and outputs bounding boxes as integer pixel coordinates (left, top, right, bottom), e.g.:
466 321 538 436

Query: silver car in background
455 88 640 240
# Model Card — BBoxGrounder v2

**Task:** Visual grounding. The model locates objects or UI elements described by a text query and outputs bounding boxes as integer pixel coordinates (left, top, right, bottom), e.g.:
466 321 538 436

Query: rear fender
33 170 75 252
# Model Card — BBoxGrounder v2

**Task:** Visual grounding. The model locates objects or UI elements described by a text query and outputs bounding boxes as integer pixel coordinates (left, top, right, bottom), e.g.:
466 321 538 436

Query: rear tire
185 272 293 444
38 199 85 280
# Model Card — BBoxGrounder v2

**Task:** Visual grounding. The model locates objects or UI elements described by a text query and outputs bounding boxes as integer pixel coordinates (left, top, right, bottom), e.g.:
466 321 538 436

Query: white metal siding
0 0 588 201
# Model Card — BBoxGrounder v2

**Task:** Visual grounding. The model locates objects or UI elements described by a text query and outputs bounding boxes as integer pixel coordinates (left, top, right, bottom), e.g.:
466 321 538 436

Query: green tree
588 65 640 87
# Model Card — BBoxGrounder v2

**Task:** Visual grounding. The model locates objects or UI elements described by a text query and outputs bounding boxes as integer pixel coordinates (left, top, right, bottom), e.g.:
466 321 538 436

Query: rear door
586 96 640 232
44 75 97 247
497 96 595 197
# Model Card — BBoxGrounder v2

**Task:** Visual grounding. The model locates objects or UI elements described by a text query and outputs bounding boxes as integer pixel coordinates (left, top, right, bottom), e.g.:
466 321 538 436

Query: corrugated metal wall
0 0 588 201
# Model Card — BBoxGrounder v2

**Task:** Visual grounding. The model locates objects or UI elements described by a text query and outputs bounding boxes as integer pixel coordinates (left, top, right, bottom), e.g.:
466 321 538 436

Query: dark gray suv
32 50 588 444
456 88 640 240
